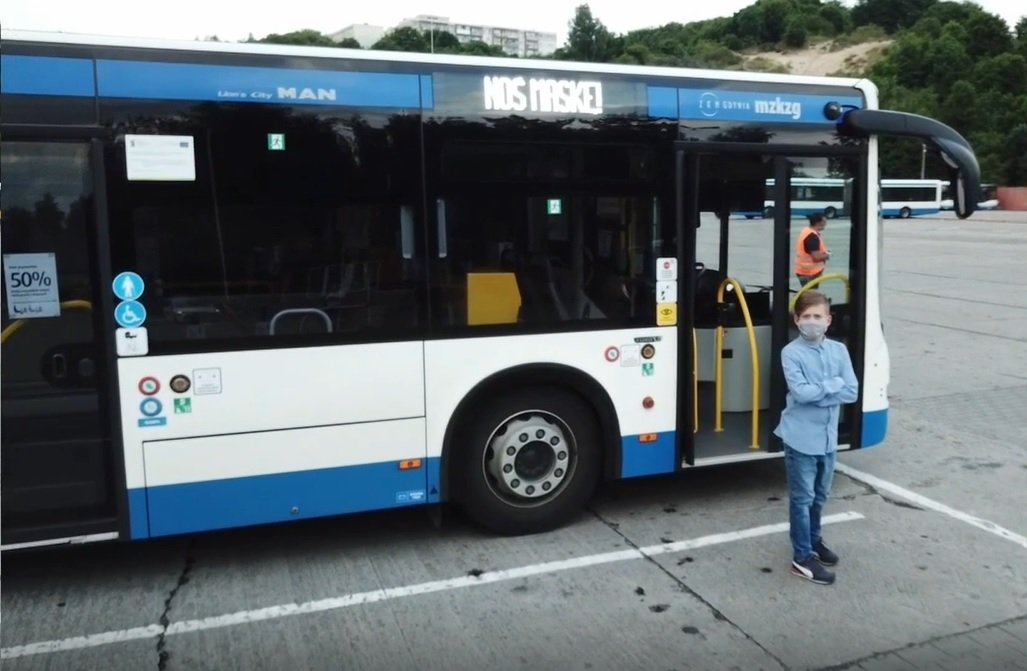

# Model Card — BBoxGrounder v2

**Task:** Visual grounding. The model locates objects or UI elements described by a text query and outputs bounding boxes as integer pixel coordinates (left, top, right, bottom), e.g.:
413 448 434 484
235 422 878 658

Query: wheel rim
900 208 911 218
482 410 577 507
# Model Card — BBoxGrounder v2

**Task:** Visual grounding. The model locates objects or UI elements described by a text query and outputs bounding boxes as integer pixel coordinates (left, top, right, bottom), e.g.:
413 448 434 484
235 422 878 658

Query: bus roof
1 28 867 91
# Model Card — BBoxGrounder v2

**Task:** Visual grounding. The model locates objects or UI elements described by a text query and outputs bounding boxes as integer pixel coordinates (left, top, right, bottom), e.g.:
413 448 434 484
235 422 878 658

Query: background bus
880 179 944 218
0 30 979 550
758 177 846 219
942 181 998 210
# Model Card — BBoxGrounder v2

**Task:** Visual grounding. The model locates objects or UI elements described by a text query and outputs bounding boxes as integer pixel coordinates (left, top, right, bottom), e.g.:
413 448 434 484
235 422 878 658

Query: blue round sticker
113 272 145 301
115 300 147 328
140 398 163 417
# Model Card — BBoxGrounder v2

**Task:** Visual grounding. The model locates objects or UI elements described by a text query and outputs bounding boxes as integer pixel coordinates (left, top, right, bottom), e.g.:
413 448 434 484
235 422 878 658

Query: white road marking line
1 511 864 659
836 462 1027 549
0 626 164 659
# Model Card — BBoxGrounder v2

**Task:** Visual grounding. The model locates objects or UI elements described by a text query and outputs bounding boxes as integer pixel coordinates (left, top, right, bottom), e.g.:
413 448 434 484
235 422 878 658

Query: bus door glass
1 140 116 540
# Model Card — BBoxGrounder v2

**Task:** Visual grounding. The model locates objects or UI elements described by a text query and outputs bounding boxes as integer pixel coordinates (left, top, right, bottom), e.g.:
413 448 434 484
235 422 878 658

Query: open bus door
675 145 866 466
1 136 122 547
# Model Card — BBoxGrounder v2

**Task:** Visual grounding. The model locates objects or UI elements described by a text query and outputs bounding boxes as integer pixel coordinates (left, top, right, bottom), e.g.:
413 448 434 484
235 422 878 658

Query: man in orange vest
795 213 831 286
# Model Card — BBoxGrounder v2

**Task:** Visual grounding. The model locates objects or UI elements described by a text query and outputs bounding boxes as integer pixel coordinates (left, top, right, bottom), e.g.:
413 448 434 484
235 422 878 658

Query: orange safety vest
795 227 825 277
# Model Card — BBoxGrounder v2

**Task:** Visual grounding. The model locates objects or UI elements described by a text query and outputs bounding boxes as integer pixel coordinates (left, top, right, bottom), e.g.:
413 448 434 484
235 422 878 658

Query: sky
3 0 1024 46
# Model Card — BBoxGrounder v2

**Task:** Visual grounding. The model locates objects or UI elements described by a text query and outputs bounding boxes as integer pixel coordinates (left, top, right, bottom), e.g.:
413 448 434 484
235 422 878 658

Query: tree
963 12 1014 60
922 1 972 26
883 34 931 89
1018 17 1027 59
33 193 65 232
460 40 507 56
372 27 428 52
614 44 654 65
925 34 971 96
429 30 461 53
730 5 766 46
760 0 792 44
784 17 809 48
337 38 361 49
911 16 943 38
259 29 336 47
939 80 977 136
851 0 936 33
562 4 615 62
1001 124 1027 184
972 54 1027 96
818 2 851 35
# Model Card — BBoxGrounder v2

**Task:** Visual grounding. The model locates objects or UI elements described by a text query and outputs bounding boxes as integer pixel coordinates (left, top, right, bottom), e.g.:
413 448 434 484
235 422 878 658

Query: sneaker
813 540 839 566
791 558 835 585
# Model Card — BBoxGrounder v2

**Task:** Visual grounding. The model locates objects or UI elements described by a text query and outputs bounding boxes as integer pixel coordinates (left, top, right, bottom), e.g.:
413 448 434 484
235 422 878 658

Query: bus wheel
899 207 912 218
455 387 601 535
763 206 775 219
824 206 837 219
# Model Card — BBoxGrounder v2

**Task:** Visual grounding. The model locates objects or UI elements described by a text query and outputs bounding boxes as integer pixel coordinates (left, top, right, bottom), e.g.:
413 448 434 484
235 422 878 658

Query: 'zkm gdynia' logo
699 91 804 120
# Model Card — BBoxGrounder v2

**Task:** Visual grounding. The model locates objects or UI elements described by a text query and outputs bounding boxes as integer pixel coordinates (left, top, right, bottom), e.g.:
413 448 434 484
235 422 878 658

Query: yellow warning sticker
656 303 677 326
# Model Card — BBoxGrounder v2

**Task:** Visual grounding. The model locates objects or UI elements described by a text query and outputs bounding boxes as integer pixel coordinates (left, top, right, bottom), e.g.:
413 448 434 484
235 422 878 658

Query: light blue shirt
773 336 859 455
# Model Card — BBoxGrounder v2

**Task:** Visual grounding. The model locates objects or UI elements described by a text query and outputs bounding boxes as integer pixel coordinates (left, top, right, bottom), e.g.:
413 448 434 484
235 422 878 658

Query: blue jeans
784 445 836 563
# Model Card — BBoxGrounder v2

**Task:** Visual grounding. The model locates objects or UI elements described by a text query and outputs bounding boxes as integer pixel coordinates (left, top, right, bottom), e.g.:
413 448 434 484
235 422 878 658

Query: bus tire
454 386 601 536
824 206 837 218
764 206 774 219
899 207 912 218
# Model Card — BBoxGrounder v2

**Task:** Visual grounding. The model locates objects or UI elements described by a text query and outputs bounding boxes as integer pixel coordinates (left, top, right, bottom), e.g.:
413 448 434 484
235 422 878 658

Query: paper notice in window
125 135 196 181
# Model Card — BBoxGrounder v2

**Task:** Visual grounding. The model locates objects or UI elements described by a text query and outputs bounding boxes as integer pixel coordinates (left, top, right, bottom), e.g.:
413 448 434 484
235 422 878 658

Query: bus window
106 108 425 346
430 140 664 330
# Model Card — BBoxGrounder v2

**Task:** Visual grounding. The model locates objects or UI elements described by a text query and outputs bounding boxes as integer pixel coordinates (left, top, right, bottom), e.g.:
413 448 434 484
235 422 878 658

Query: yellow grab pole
715 279 761 449
692 328 699 433
1 300 93 344
790 273 850 311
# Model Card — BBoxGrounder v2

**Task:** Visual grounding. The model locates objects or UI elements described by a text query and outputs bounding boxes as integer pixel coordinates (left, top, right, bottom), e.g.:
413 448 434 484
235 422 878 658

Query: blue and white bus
880 178 944 218
0 30 980 549
760 177 847 219
942 181 998 210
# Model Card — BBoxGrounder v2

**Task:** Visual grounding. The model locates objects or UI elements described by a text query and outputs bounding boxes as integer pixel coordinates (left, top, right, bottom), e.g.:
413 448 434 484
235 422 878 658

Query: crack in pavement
585 505 789 671
838 476 925 511
156 541 197 671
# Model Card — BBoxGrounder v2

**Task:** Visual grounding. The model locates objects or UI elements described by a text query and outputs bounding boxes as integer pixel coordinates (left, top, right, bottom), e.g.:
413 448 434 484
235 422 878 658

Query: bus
942 181 998 210
880 178 944 218
0 30 980 549
759 177 846 219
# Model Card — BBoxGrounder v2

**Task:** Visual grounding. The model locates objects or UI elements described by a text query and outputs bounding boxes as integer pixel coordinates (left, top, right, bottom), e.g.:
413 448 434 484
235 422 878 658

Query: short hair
794 289 830 316
808 213 826 225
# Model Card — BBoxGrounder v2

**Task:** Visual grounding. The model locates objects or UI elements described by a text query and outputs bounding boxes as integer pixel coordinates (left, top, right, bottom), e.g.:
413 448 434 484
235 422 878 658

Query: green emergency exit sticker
547 198 562 215
174 398 192 414
267 133 285 151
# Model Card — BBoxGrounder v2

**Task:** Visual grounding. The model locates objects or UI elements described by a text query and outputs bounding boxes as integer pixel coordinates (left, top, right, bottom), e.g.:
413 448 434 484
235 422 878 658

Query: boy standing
774 290 858 585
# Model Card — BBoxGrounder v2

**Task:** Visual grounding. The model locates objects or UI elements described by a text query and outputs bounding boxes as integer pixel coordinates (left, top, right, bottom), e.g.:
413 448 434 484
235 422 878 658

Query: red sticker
604 346 620 362
138 376 160 395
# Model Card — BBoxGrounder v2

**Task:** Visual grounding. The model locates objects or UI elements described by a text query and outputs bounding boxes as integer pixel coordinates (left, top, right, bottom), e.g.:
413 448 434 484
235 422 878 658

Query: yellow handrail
714 278 760 449
1 300 93 344
790 273 850 311
692 328 699 433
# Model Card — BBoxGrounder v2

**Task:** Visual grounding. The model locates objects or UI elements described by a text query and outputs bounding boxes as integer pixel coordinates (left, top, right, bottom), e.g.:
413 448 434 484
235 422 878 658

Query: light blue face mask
798 320 828 340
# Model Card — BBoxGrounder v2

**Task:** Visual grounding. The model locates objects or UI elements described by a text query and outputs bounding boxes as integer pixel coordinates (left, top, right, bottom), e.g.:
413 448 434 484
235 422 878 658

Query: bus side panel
862 136 889 448
142 419 427 537
424 328 679 483
116 342 427 538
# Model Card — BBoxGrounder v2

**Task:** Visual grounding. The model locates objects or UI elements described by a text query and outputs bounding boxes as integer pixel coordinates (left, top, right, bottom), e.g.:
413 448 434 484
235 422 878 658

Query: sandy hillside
746 39 892 76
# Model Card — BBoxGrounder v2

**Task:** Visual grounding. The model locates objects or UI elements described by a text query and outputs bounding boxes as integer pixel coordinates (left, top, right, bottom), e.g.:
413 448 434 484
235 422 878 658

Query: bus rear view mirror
835 108 980 219
936 137 980 219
